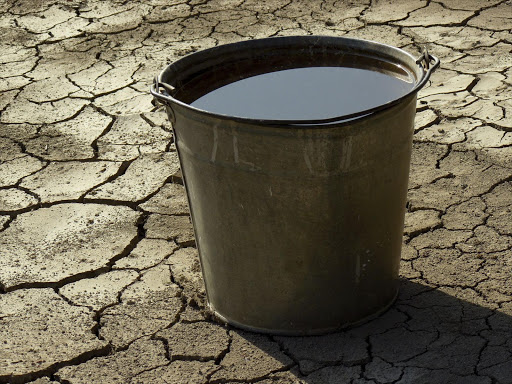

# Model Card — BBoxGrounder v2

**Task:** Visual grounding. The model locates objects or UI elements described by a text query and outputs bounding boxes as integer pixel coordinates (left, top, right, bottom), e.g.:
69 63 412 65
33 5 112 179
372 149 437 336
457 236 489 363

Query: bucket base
208 288 399 336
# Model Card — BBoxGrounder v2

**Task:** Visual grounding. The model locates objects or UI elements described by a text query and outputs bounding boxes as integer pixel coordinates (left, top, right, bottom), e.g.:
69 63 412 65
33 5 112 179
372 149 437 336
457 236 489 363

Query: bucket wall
168 93 417 335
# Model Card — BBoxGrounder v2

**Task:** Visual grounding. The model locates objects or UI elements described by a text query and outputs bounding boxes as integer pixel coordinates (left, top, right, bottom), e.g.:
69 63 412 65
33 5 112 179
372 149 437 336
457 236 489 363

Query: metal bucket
151 36 439 335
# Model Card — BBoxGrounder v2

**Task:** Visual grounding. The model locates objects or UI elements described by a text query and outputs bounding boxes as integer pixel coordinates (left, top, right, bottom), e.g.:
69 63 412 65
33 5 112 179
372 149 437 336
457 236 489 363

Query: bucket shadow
226 279 512 384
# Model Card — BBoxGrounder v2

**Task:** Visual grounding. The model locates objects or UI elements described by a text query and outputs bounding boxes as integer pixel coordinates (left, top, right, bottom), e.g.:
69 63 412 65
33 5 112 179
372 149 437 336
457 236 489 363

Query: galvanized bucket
151 36 439 335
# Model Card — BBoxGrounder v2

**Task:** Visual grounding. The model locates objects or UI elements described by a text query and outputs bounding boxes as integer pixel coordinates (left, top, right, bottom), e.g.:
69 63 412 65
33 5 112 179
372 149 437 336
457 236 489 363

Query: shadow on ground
228 279 511 384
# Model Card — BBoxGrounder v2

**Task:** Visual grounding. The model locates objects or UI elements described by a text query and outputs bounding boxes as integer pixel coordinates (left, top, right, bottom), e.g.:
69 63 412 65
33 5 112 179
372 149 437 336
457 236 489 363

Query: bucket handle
413 48 440 94
150 50 440 126
151 76 175 106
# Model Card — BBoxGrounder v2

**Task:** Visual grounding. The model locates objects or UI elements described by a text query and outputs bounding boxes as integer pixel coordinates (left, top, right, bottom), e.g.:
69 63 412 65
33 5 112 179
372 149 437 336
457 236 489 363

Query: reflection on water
191 66 414 120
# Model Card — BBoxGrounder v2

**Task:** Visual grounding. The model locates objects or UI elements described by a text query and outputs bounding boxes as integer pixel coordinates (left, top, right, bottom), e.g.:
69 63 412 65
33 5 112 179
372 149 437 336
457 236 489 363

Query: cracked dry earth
0 0 512 383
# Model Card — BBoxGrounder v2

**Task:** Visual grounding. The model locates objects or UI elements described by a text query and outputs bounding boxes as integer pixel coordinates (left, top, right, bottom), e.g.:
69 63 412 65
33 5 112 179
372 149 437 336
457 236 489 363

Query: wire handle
151 76 175 106
415 48 440 72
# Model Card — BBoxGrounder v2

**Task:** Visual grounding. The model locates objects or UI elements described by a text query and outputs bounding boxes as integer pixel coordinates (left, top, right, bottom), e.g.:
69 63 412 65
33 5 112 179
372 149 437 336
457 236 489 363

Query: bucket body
152 36 438 335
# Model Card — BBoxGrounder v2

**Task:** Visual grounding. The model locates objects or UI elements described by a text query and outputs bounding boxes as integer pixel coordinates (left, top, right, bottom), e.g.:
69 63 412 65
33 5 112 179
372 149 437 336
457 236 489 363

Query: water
190 66 414 120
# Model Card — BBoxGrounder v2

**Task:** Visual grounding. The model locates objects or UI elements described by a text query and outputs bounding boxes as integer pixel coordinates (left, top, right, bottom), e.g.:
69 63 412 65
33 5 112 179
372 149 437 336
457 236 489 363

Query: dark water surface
190 66 414 120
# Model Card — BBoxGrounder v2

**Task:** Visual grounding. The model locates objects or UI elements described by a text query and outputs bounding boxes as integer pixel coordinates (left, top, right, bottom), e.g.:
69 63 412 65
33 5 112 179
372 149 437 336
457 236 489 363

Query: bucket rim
151 35 439 127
